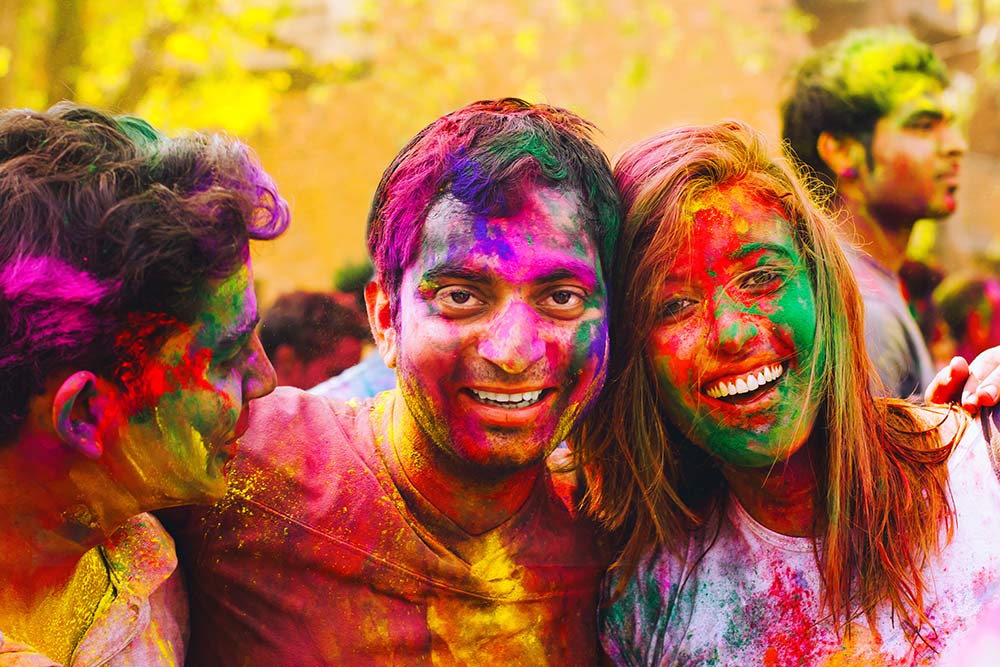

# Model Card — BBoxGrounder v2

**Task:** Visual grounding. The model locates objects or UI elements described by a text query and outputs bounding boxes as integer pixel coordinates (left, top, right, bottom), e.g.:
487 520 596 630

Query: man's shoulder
240 387 372 462
225 387 384 509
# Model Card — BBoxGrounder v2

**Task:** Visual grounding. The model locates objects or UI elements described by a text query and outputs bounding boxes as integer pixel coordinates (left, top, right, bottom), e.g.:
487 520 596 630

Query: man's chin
447 435 556 479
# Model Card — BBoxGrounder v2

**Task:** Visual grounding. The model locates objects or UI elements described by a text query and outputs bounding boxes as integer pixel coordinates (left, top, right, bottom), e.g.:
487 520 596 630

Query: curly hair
576 120 958 635
366 97 620 316
0 102 289 444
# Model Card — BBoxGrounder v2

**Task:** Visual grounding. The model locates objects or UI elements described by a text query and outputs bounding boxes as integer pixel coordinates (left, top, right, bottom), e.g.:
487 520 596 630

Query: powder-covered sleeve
982 407 1000 483
599 548 686 666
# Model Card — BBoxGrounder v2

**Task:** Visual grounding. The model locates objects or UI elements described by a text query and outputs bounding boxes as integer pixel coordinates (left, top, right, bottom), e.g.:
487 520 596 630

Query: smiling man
170 98 620 665
782 27 967 398
0 104 286 664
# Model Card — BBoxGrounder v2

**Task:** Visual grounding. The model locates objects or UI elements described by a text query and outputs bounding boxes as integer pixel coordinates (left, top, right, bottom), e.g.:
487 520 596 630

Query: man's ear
52 371 104 459
366 279 398 369
816 131 866 180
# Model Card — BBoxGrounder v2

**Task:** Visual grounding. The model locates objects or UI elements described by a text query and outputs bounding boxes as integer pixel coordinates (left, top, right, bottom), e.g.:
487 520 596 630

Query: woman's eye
740 267 786 292
660 297 697 320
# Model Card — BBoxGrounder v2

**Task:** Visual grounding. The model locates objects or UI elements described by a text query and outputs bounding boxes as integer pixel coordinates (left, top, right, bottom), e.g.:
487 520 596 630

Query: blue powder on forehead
469 215 515 261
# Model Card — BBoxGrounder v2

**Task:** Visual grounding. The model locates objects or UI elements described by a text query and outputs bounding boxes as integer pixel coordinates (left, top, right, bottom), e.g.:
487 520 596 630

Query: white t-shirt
602 414 1000 666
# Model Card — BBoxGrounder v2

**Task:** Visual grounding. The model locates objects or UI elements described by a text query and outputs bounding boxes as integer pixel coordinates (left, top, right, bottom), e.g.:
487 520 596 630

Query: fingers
963 348 1000 411
926 356 969 406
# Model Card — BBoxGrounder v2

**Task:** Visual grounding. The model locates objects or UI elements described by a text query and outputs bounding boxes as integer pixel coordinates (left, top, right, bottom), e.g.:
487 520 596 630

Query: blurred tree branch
1 0 369 133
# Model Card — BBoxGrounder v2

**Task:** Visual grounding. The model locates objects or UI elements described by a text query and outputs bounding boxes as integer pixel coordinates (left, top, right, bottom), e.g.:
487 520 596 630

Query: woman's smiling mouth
705 363 784 400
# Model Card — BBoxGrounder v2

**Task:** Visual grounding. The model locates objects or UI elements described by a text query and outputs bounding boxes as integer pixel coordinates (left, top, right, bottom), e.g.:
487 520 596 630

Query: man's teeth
706 364 783 399
471 389 543 408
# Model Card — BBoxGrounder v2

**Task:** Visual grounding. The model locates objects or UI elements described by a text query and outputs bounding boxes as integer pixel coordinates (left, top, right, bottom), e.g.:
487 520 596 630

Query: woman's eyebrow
729 241 796 261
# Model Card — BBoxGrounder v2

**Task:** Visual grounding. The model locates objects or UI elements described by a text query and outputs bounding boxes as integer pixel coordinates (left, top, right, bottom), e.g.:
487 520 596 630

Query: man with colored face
169 98 619 665
0 103 287 665
782 27 966 398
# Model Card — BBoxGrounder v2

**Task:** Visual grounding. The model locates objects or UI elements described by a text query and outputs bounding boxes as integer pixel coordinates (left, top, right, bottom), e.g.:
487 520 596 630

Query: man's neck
389 392 543 536
839 194 914 275
0 433 128 596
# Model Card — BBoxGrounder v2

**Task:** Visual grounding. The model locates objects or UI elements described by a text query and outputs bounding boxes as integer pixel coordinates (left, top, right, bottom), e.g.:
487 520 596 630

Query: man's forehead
422 186 587 236
886 74 949 114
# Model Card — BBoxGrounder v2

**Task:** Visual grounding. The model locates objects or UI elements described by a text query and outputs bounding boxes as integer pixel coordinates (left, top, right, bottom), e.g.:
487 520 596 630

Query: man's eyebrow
422 265 492 285
219 315 260 349
422 261 599 288
534 266 597 288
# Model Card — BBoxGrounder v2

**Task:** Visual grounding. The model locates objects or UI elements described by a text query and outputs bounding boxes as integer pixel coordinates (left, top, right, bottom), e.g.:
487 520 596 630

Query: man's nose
478 301 546 374
244 333 278 399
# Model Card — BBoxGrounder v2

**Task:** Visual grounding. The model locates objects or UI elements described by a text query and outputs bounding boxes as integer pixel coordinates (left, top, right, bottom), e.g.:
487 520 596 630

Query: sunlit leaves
4 0 361 134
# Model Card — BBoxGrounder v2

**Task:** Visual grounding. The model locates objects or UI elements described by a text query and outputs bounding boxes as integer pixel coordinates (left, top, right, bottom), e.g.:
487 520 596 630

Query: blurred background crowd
5 0 999 387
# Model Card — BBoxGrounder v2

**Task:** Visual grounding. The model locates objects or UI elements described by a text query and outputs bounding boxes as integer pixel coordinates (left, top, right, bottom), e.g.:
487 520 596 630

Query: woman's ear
366 279 398 369
52 371 104 459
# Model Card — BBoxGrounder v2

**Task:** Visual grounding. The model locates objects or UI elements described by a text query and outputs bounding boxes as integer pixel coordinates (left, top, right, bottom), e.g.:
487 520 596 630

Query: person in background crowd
310 260 399 399
935 271 1000 365
782 26 966 398
260 290 370 389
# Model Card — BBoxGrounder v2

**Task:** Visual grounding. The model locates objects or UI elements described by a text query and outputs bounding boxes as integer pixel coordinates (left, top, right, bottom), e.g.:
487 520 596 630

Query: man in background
260 290 370 389
782 26 966 397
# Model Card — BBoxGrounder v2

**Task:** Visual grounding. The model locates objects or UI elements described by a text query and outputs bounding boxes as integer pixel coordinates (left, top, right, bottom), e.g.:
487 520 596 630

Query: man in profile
0 103 286 663
172 98 620 665
782 27 967 397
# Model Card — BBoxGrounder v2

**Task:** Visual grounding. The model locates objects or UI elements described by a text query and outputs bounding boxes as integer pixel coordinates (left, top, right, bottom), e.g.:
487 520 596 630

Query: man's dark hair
260 291 370 361
781 26 949 185
366 97 621 315
0 102 289 444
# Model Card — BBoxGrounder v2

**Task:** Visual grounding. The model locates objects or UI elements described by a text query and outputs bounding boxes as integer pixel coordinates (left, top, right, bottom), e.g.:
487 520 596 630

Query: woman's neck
722 440 819 537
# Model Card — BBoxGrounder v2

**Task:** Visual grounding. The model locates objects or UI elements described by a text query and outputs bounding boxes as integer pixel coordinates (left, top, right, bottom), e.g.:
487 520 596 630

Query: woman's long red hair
575 121 961 633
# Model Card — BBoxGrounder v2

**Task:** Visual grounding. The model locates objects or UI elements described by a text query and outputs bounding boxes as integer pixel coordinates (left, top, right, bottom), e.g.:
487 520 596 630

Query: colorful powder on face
649 183 823 468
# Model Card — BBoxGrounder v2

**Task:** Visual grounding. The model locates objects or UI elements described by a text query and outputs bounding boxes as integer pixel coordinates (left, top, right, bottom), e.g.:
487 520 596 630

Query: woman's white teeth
471 389 543 407
706 364 783 399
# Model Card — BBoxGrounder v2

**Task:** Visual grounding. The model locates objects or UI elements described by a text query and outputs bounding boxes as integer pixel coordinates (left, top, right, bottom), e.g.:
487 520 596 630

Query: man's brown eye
450 290 472 304
552 290 573 305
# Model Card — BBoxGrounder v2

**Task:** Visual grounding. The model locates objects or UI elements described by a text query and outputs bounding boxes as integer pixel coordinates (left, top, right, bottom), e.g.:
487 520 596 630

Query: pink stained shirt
0 514 188 667
169 387 608 666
